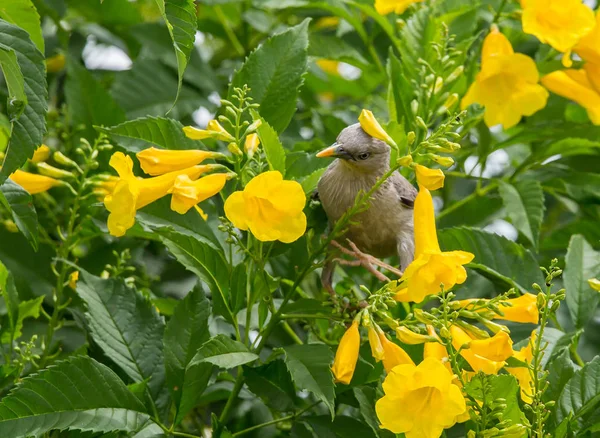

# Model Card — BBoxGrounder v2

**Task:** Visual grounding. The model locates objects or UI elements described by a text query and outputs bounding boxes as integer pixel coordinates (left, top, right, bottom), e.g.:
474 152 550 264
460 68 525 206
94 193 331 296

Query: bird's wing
391 172 417 209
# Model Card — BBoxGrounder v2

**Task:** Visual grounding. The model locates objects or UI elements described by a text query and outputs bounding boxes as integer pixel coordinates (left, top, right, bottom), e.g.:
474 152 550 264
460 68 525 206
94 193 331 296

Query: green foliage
0 0 599 437
0 356 157 437
0 19 46 183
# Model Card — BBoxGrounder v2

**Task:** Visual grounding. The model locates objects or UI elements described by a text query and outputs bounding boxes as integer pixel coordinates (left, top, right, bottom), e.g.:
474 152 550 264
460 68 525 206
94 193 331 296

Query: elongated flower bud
368 325 385 361
331 321 361 385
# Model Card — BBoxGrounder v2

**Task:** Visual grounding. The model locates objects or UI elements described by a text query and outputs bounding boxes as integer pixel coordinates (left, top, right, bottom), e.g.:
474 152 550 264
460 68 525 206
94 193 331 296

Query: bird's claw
330 239 403 283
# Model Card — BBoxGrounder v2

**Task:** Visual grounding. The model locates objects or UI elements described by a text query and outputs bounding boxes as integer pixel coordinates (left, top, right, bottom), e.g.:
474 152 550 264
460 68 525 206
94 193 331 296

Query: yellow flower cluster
463 4 600 128
103 148 232 237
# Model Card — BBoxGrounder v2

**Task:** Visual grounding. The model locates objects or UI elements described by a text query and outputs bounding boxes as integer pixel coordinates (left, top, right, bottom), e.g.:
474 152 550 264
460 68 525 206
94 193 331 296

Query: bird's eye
358 152 370 160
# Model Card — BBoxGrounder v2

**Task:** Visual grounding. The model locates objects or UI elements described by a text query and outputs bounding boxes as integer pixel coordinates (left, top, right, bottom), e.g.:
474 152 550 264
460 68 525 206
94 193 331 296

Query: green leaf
398 7 438 81
1 295 44 343
387 50 415 129
0 19 47 183
230 20 310 133
282 344 335 418
0 0 44 52
153 0 197 106
303 416 378 438
438 227 545 293
160 230 235 323
308 33 368 66
0 270 19 343
499 180 545 249
353 387 382 437
0 180 37 250
65 58 126 140
558 356 600 425
230 264 247 314
97 116 207 153
545 349 579 406
164 286 212 424
281 298 333 318
564 235 600 329
301 168 325 195
253 114 286 175
112 58 205 120
0 356 155 437
244 360 297 411
189 335 258 369
75 270 167 411
0 44 26 111
465 375 524 426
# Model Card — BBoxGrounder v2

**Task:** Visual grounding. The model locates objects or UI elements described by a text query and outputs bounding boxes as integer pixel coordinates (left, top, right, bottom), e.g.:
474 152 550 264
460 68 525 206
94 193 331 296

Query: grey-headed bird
315 123 417 294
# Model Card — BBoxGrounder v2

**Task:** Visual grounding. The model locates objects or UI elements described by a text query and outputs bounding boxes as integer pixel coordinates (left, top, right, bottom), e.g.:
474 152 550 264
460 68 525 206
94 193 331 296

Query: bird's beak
316 143 343 158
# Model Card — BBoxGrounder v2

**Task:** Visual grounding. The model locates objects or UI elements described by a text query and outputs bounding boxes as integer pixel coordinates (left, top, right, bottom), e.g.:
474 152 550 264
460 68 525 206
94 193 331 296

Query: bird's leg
346 240 404 278
320 259 337 299
330 240 401 283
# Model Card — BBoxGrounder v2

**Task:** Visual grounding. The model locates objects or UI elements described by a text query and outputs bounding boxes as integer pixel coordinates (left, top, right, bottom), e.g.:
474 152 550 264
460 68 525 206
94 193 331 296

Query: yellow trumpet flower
9 170 61 194
414 164 445 191
169 173 232 215
136 147 225 176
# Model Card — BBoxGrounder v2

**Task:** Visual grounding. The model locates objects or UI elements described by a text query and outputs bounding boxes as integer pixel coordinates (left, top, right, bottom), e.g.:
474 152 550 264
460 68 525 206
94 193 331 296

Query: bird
315 123 417 295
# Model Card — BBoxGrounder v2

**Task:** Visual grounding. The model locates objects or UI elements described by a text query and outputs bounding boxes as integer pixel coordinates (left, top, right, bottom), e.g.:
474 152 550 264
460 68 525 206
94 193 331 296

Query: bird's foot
331 239 403 283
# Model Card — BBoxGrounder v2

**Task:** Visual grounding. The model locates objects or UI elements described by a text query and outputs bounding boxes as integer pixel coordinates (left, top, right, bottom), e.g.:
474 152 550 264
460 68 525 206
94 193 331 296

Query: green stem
214 6 245 56
437 182 497 221
219 368 245 424
281 321 303 345
231 401 320 437
492 0 509 25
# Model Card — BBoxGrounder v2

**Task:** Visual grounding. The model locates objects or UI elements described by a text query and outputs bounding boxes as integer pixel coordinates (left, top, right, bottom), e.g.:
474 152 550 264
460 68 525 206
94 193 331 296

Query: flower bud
396 326 436 344
439 326 451 340
247 119 262 133
397 155 413 167
413 308 435 324
31 145 51 163
36 162 75 179
53 151 79 169
433 77 443 94
446 66 464 83
430 154 454 167
228 142 243 156
368 325 385 361
411 99 419 115
244 133 260 158
3 219 18 233
536 293 546 310
551 300 561 312
407 131 416 145
416 116 428 130
332 321 360 384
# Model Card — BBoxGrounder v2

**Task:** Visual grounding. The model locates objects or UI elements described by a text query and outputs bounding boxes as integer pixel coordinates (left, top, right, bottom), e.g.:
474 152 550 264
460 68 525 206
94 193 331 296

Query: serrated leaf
438 227 545 293
387 50 415 128
253 114 286 175
308 33 368 66
282 344 335 418
244 360 297 411
97 116 207 153
0 270 19 344
0 0 44 52
189 335 258 369
564 235 600 329
1 295 44 343
546 349 579 406
153 0 196 106
75 270 167 412
0 19 47 183
499 180 545 249
398 7 438 81
465 374 523 426
0 356 155 437
65 58 126 140
0 180 37 250
230 20 310 133
230 264 247 314
0 44 26 111
112 58 205 120
164 286 212 424
301 168 325 195
558 356 600 425
160 230 234 323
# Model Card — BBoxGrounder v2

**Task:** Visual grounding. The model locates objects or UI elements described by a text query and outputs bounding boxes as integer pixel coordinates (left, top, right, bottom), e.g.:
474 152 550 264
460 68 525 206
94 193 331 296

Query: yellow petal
395 326 432 345
273 212 307 244
244 133 260 157
368 326 385 362
68 271 79 290
109 152 135 179
316 59 340 75
31 145 51 163
46 53 66 73
358 109 393 144
413 186 441 256
332 321 360 384
379 332 414 372
589 278 600 291
542 69 600 125
495 293 539 324
224 191 250 231
575 11 600 65
137 147 222 176
170 173 230 215
105 180 138 237
9 170 61 194
183 126 212 140
414 164 445 191
482 25 514 63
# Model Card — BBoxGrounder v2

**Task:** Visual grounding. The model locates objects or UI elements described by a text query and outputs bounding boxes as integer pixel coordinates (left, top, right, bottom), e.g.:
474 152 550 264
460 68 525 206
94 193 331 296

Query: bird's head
316 123 390 173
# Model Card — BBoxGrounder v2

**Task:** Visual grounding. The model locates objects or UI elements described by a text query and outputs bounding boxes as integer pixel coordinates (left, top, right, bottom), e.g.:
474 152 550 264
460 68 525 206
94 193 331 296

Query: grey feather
317 123 416 268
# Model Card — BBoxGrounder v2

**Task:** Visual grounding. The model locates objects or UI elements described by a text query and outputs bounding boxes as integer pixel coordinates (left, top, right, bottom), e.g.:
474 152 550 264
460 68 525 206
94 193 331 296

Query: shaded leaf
0 44 26 110
0 356 154 437
282 344 335 417
0 180 37 250
0 0 44 52
230 20 310 133
75 270 167 411
97 116 207 153
245 360 297 411
153 0 197 105
499 180 545 249
164 286 212 424
438 227 544 293
558 356 600 425
0 19 47 183
564 235 600 329
160 230 234 323
189 335 258 369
